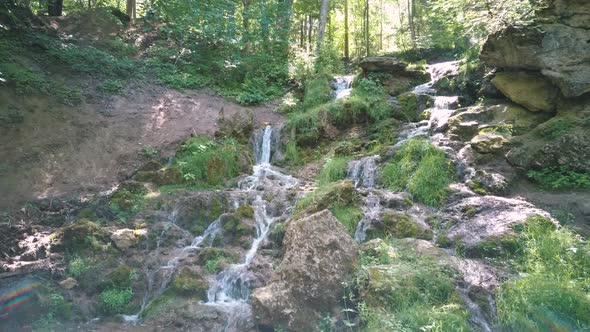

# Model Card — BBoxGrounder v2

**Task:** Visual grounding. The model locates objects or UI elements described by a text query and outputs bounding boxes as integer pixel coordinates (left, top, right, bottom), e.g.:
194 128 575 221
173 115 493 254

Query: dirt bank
0 84 283 211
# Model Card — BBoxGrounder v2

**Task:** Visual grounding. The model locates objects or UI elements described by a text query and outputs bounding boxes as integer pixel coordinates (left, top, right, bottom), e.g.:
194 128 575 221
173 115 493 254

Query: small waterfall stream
204 125 298 331
333 75 354 100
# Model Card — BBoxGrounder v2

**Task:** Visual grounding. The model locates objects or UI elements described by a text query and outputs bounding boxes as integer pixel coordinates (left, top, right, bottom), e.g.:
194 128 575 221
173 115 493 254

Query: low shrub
527 166 590 189
99 288 133 314
316 157 351 186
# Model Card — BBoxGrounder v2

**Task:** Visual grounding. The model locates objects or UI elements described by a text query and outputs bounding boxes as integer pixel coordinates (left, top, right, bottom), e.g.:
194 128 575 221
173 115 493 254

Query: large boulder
491 72 559 112
441 196 554 257
251 210 358 331
480 20 590 97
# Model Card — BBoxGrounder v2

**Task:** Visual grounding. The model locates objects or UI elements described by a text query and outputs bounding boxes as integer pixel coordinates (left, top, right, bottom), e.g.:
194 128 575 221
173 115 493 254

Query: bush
99 288 133 314
175 136 247 187
68 257 89 277
527 166 590 189
100 79 123 94
303 73 333 109
381 138 454 207
331 205 362 237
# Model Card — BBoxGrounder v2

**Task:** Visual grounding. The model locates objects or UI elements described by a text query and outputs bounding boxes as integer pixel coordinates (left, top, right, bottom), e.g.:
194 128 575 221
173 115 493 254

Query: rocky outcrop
480 0 590 98
251 210 358 331
470 132 509 154
359 57 430 95
442 196 554 256
491 72 559 112
110 228 147 250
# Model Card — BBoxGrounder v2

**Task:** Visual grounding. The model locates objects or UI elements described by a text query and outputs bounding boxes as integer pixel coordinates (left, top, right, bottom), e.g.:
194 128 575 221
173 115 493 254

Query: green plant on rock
381 138 454 207
99 288 133 315
536 117 576 140
100 79 123 94
171 268 207 299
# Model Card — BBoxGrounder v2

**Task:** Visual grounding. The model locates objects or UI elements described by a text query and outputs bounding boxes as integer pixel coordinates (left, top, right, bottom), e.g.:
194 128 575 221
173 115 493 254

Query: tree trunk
407 0 417 48
316 0 329 47
277 0 294 56
47 0 63 16
344 0 349 59
380 0 383 51
126 0 133 17
307 15 313 52
300 16 305 49
365 0 370 57
242 0 251 51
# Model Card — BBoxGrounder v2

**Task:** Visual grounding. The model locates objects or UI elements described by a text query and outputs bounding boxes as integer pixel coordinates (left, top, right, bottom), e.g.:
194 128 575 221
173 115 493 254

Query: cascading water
333 75 354 100
354 192 382 242
347 155 381 188
204 125 298 331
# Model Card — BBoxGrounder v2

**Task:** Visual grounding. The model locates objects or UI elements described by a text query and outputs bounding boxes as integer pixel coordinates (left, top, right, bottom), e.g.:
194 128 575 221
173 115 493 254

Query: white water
413 61 460 94
354 192 383 242
347 155 381 188
205 126 298 331
333 75 354 100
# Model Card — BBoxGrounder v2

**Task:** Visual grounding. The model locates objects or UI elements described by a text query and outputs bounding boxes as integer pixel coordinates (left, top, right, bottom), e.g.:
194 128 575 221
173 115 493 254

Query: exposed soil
0 84 283 211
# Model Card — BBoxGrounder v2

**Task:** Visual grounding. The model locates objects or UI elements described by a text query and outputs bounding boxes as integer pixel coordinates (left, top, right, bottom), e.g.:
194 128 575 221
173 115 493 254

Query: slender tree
344 0 349 59
47 0 63 16
317 0 329 46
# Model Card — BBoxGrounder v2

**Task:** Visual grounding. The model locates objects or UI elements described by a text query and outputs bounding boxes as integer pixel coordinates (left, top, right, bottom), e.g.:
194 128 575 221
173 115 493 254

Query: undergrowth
381 138 454 207
316 157 351 186
174 136 249 187
527 166 590 189
496 215 590 331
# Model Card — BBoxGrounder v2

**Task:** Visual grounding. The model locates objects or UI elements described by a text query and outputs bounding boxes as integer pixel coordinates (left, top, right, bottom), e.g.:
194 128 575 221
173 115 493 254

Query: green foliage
110 185 147 223
287 107 324 146
381 138 454 207
357 240 470 331
99 288 133 315
171 268 207 298
175 136 246 187
527 167 590 189
536 118 577 140
0 62 48 94
316 157 351 186
331 205 362 237
68 256 89 277
142 145 160 158
497 216 590 331
303 73 333 109
100 79 123 94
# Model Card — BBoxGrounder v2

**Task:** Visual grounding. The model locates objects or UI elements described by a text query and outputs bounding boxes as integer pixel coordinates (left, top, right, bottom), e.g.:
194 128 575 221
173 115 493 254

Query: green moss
536 117 576 140
368 212 432 241
396 92 419 122
171 268 207 299
108 265 134 288
110 184 147 223
468 180 488 195
140 290 174 320
294 181 360 216
52 219 106 252
381 138 454 207
222 215 256 237
235 204 255 219
466 235 520 258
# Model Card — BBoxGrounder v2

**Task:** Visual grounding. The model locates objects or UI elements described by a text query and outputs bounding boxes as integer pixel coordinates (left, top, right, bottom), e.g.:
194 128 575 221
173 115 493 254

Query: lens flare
0 280 41 320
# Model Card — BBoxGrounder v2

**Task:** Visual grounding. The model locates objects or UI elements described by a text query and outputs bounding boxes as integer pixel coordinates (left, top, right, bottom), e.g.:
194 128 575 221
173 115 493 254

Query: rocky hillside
0 0 589 331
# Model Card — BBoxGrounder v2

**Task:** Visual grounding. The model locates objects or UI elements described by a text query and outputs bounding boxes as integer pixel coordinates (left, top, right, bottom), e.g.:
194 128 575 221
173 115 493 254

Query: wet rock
448 120 480 142
376 191 412 210
59 277 78 290
469 170 508 195
252 210 358 331
470 132 509 154
359 57 428 79
492 72 559 112
443 196 554 255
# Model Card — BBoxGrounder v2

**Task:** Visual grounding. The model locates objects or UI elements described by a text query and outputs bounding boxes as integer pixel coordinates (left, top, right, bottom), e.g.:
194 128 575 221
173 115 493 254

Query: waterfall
347 155 381 188
333 75 354 100
203 125 298 331
354 192 382 242
412 61 460 94
258 126 273 165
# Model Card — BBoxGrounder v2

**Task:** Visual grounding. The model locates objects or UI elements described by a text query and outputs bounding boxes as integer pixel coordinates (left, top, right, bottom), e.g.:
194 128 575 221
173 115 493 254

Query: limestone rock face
491 72 559 112
359 56 430 95
480 17 590 98
110 228 144 250
251 210 358 332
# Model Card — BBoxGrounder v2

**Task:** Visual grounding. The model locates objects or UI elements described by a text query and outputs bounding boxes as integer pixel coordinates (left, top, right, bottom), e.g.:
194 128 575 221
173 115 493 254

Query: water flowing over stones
412 61 460 94
347 155 380 188
354 192 382 242
332 75 354 100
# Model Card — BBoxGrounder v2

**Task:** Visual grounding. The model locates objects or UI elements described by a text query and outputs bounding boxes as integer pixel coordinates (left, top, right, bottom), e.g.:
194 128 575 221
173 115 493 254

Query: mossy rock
50 219 107 252
464 235 520 258
368 212 432 241
196 248 237 265
491 72 558 112
221 214 256 237
295 180 360 216
117 181 148 195
135 167 183 186
108 264 133 288
235 204 255 219
171 268 207 299
177 194 227 235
